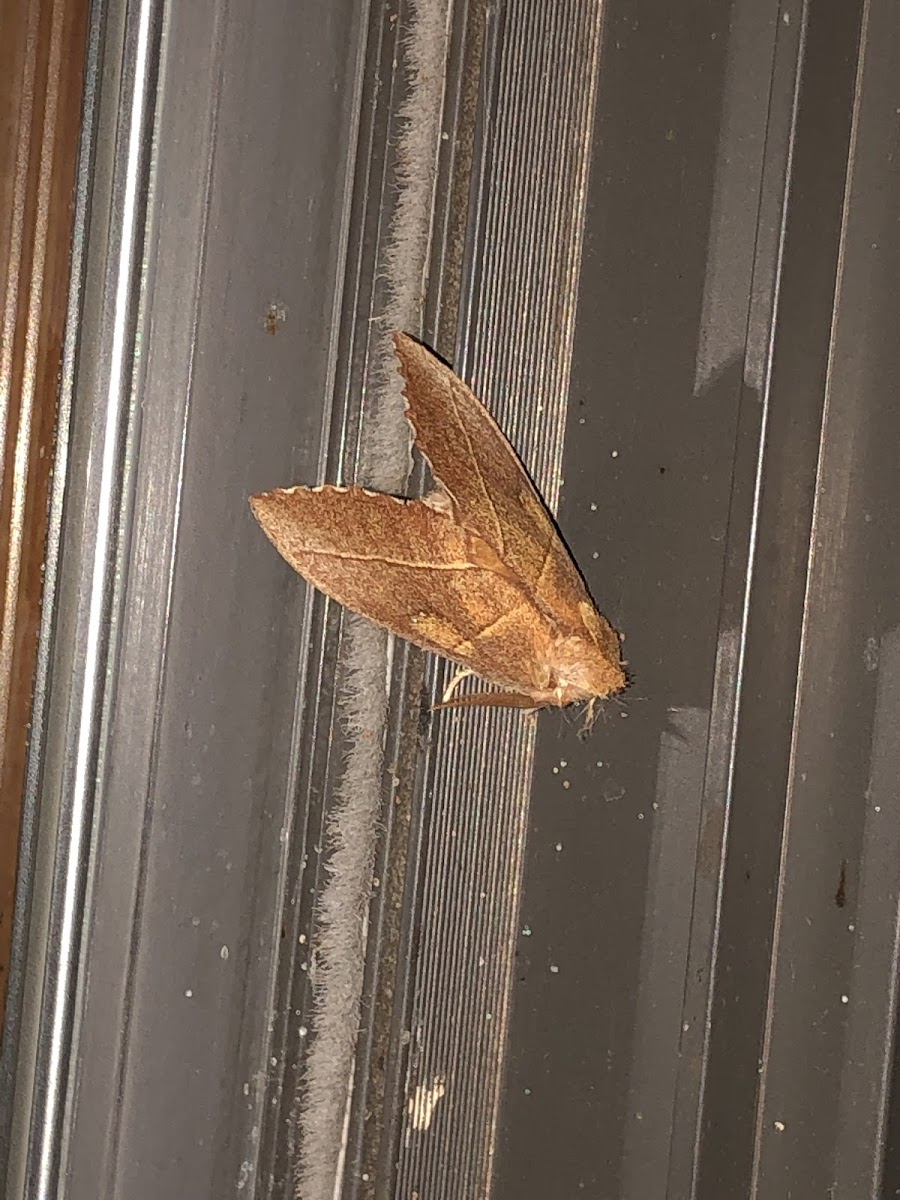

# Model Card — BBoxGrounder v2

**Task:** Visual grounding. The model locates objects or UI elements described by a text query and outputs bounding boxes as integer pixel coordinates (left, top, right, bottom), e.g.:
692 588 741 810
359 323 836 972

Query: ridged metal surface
392 4 604 1197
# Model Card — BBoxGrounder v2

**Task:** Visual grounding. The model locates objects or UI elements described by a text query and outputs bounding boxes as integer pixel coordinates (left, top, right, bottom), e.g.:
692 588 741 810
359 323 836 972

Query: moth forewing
392 332 621 665
251 487 559 696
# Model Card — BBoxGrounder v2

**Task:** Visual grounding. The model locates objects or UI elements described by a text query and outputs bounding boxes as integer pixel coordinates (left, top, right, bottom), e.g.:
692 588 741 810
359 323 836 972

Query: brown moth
250 333 626 712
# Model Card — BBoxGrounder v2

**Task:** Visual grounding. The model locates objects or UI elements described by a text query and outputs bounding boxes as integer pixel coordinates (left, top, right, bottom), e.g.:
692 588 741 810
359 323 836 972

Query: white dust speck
864 636 879 671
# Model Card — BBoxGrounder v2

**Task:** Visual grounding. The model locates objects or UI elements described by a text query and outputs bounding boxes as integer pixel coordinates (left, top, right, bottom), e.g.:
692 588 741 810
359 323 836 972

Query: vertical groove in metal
2 2 166 1196
392 4 604 1196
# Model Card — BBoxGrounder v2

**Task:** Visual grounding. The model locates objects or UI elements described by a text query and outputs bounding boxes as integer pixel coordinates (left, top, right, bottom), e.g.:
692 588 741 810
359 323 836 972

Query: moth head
551 633 627 705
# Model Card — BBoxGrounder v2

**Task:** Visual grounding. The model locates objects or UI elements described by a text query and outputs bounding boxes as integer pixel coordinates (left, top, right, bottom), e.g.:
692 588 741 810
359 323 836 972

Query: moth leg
441 668 475 705
579 698 600 736
433 690 546 712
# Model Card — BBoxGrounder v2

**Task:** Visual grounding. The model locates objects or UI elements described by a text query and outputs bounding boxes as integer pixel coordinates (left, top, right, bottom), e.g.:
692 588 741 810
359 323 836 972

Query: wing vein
447 386 505 553
312 552 476 571
476 601 529 641
535 537 554 591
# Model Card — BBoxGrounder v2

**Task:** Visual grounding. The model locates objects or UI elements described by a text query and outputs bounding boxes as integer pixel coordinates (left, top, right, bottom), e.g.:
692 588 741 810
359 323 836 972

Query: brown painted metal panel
0 0 90 1028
